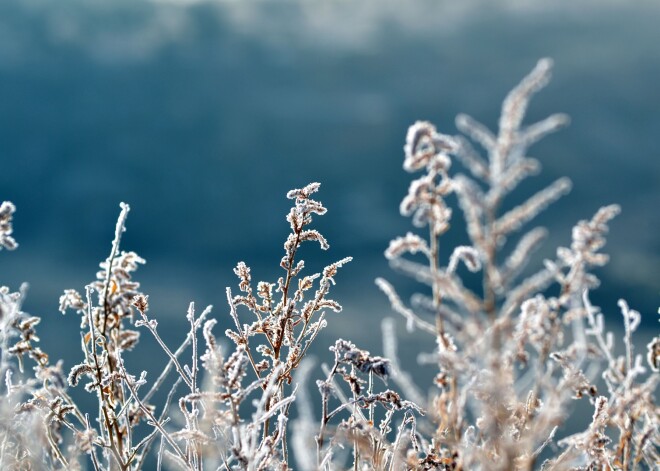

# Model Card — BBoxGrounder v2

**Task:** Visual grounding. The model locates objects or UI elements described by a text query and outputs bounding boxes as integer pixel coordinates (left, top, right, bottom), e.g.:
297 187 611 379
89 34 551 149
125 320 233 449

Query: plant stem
429 226 449 350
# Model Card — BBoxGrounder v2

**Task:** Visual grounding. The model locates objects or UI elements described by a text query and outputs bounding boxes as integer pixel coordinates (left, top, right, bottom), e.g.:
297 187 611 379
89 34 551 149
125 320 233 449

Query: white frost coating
447 246 481 275
403 121 457 173
385 232 430 260
0 201 17 250
494 177 572 236
455 114 496 152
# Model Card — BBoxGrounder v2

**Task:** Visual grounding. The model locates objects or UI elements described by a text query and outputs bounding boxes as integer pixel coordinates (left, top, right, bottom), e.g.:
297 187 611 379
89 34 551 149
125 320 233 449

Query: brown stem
483 199 498 320
316 361 340 466
85 288 126 470
274 227 303 359
265 225 303 442
429 226 448 350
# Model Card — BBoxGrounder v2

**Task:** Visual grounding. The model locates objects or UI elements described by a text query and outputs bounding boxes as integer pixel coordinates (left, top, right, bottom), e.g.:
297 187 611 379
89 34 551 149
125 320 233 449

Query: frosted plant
0 205 85 470
377 59 658 470
0 58 657 471
0 185 353 470
189 182 353 469
310 338 423 470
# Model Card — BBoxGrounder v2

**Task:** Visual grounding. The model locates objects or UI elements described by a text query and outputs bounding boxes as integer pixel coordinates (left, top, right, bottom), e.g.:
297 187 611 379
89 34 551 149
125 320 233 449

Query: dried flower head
331 339 391 381
0 201 17 250
404 121 457 172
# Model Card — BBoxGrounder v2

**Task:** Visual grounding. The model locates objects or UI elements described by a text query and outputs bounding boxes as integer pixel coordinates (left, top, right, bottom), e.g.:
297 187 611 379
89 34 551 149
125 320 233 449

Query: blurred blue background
1 0 658 391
